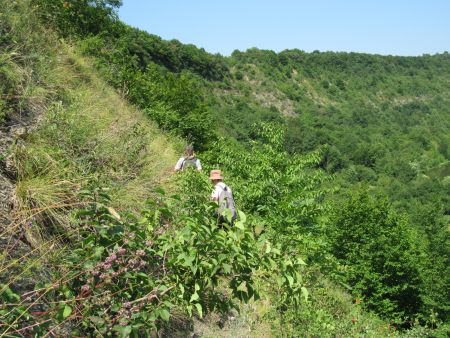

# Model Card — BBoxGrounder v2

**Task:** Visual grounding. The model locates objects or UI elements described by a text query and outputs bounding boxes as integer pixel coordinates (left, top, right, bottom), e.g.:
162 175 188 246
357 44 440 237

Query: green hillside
1 0 449 336
208 47 450 277
209 48 450 211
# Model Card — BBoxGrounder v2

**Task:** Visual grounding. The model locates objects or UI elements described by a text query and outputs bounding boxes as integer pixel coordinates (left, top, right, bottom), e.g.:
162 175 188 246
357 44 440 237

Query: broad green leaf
159 308 170 321
186 305 193 317
63 305 72 318
113 325 132 337
271 247 281 255
190 292 199 302
234 221 245 230
222 263 232 274
237 281 248 292
159 284 169 292
238 210 247 223
93 246 105 258
286 275 294 287
195 303 203 318
222 208 233 222
179 284 185 297
254 224 264 236
297 257 307 265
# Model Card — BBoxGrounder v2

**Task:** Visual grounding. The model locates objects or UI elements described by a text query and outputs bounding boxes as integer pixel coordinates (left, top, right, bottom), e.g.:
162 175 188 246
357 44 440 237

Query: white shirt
174 157 202 171
211 182 231 201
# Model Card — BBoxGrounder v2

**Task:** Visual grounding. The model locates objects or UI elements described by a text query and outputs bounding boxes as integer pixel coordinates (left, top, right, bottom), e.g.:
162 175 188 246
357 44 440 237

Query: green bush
32 0 122 37
0 177 308 335
328 193 423 322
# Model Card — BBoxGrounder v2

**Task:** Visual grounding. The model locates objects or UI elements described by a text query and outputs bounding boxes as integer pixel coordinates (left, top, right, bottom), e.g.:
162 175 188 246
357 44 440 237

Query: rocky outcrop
0 116 37 288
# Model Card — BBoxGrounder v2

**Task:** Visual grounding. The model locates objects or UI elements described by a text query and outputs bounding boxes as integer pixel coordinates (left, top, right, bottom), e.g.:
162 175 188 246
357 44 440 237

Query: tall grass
1 1 181 334
9 42 181 241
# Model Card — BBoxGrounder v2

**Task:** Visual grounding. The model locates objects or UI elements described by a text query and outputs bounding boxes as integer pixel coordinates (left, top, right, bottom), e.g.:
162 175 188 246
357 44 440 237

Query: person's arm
174 157 184 172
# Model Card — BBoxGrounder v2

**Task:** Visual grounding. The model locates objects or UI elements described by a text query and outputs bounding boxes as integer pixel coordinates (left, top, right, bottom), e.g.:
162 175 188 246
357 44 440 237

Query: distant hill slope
212 48 450 154
208 48 450 213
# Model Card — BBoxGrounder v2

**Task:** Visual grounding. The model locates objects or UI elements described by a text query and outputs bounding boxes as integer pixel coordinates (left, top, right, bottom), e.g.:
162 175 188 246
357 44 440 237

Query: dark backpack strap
222 186 230 207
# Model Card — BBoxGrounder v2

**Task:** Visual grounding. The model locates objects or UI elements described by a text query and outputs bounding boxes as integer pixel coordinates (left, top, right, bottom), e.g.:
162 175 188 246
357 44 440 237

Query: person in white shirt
174 145 202 172
210 169 237 223
210 169 229 201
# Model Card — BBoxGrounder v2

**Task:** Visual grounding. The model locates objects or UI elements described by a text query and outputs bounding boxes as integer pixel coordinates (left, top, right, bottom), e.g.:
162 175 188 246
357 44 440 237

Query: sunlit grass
10 42 181 241
1 2 181 333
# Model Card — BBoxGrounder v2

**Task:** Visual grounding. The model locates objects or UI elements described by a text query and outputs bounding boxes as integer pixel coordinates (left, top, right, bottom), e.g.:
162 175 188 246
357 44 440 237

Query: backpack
181 156 197 170
218 185 237 222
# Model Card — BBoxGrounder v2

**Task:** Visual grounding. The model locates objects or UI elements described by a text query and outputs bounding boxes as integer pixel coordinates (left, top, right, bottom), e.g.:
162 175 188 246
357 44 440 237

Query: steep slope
80 21 449 330
0 3 383 336
5 45 180 247
2 1 448 336
1 3 180 334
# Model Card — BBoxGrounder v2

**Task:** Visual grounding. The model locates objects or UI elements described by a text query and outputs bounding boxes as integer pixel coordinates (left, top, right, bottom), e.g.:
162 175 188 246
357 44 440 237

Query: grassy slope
1 0 180 242
1 1 180 313
15 44 180 241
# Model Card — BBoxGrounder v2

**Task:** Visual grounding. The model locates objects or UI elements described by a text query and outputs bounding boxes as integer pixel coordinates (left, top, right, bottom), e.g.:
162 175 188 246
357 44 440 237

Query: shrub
328 193 423 322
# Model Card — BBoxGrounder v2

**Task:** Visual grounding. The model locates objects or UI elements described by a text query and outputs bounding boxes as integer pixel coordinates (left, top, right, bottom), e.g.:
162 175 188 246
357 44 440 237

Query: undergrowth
2 1 448 337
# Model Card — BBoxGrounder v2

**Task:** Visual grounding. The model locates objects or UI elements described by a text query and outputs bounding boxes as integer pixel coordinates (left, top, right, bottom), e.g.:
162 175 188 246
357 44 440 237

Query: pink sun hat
209 169 223 180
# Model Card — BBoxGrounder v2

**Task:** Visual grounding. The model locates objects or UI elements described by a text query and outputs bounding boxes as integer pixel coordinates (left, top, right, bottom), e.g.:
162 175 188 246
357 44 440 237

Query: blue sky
118 0 450 56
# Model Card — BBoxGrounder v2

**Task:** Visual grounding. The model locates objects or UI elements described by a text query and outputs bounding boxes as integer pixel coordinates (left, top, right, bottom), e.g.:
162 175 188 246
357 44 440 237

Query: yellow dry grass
13 43 182 243
60 47 181 208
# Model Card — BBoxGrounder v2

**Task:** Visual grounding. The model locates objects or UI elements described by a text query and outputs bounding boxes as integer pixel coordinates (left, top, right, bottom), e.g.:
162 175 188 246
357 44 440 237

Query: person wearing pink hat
210 170 226 201
210 170 237 222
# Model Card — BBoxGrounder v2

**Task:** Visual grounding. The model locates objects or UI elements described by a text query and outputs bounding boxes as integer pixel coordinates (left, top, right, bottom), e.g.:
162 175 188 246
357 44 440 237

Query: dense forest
1 0 449 336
